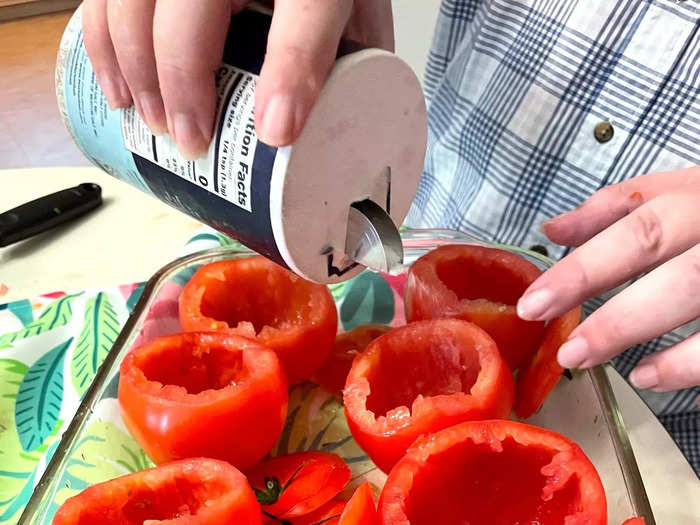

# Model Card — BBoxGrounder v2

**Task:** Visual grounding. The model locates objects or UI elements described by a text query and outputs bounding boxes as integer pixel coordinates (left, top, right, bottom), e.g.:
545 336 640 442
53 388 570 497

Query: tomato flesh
315 324 392 400
344 319 514 473
118 332 288 470
339 483 377 525
247 451 351 520
179 257 337 384
405 244 545 370
52 458 261 525
379 420 606 525
289 500 346 525
621 518 646 525
515 306 582 419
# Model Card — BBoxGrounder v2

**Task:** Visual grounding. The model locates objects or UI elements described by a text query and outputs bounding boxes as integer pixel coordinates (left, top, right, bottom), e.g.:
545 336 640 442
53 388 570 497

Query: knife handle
0 183 102 247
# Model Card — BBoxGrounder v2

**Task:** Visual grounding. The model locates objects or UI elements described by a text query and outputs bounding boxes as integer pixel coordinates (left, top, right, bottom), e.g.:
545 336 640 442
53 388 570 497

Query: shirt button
529 244 549 256
594 121 614 143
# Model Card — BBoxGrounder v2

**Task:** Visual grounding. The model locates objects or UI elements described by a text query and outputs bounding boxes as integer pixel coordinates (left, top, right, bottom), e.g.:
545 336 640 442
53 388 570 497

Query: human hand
81 0 393 159
517 167 700 392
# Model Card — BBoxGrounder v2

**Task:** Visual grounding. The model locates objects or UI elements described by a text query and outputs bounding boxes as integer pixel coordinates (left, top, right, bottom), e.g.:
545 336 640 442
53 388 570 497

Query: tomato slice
52 458 261 525
405 244 546 370
315 325 392 400
344 319 514 473
379 420 607 525
247 451 351 520
514 306 582 419
339 483 378 525
288 500 346 525
118 332 288 470
621 518 646 525
178 256 338 384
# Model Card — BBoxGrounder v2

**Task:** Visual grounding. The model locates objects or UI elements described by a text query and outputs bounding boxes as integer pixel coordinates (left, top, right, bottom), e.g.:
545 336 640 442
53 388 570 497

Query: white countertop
1 166 698 524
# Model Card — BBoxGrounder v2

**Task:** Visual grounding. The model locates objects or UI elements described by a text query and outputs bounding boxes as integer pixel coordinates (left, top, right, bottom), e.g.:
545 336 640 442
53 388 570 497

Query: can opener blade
345 199 403 273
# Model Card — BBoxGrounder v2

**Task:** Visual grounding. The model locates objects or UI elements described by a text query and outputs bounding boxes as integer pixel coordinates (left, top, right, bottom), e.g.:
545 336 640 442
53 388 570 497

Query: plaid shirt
406 0 700 472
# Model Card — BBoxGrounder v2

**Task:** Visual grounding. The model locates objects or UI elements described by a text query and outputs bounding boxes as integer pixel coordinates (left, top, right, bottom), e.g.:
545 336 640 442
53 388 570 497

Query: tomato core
434 254 526 305
405 437 580 524
363 329 481 418
197 262 314 337
137 338 248 395
116 476 229 523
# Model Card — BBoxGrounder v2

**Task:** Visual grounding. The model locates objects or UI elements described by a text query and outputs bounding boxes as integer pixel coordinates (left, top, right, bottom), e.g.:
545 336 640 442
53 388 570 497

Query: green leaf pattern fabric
0 289 129 524
71 293 120 397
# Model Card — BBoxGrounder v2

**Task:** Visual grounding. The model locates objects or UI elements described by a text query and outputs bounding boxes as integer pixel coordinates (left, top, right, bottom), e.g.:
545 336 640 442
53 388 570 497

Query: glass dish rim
18 227 655 524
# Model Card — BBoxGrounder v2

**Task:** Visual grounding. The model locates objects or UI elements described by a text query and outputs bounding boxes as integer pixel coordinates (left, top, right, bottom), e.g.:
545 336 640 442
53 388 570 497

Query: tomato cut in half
52 458 261 525
378 420 607 525
515 306 582 419
405 244 546 370
179 257 338 384
621 518 646 525
315 324 392 400
118 332 288 470
339 483 378 525
247 451 352 520
343 319 514 473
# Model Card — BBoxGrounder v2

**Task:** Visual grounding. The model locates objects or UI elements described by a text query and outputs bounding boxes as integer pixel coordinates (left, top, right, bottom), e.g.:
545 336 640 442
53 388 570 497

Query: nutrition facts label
121 64 258 212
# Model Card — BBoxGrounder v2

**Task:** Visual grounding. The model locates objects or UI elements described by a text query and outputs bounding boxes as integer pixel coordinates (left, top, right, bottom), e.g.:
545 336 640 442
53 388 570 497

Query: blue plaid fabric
407 0 700 473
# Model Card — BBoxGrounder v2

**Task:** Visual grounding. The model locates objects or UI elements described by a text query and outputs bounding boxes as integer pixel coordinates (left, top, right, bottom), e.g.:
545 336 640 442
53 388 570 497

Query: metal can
56 5 427 283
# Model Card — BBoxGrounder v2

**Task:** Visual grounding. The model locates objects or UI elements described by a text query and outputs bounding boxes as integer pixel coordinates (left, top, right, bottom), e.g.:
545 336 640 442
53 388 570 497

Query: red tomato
339 483 378 525
405 244 546 370
52 458 261 525
288 500 346 525
178 257 338 384
515 306 582 419
118 332 288 470
247 451 351 520
315 325 392 399
379 420 607 525
622 518 646 525
343 319 514 473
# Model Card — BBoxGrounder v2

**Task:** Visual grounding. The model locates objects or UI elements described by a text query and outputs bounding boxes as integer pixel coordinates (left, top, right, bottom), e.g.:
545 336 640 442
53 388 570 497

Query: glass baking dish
19 229 655 524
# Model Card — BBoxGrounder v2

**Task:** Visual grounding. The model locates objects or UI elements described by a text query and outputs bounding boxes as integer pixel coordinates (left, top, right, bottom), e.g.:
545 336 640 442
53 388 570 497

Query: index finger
152 0 240 159
518 190 700 321
544 167 700 247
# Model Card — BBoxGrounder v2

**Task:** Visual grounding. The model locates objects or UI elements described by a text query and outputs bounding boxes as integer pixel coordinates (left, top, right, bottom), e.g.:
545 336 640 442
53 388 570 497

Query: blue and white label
121 64 258 213
58 23 150 195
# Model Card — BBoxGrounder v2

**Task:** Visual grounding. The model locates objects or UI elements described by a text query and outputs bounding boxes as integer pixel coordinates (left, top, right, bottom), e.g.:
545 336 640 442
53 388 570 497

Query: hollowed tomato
379 420 606 525
179 256 337 384
343 319 514 473
53 458 261 525
118 332 288 470
405 244 546 370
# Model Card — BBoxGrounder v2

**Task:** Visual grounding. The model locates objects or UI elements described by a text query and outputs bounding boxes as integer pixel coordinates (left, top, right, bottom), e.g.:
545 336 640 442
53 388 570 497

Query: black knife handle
0 183 102 247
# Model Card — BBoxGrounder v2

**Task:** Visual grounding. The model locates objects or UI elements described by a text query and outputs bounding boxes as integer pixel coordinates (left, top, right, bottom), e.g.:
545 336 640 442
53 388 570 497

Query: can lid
269 49 427 283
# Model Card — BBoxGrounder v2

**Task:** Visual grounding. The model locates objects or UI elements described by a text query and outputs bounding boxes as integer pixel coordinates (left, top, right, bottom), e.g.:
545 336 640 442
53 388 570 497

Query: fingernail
517 288 553 320
629 364 659 390
557 337 589 369
259 94 296 146
116 76 131 105
137 91 167 135
172 113 209 160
